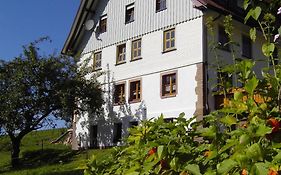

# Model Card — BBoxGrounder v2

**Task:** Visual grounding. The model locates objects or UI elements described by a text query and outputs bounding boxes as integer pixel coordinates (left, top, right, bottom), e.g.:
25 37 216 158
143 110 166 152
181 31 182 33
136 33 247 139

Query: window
99 15 107 33
161 72 177 97
114 83 126 104
156 0 166 12
131 39 142 60
125 3 134 24
113 123 122 143
116 44 126 64
93 51 102 70
242 35 252 58
163 28 176 52
218 26 230 51
129 80 141 103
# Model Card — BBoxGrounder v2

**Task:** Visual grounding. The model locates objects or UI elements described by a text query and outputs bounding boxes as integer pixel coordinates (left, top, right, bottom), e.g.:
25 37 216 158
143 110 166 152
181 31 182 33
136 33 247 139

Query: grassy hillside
0 129 111 175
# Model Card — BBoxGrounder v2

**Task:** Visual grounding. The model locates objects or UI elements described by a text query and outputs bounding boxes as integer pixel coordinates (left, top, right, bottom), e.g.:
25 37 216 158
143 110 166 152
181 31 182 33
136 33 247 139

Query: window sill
156 8 167 13
125 20 134 24
115 61 126 66
130 57 142 62
161 94 177 99
129 99 141 104
162 48 177 54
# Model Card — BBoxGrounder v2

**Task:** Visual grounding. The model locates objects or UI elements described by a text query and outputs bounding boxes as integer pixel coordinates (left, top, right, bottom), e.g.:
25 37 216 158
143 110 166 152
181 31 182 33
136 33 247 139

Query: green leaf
219 139 237 154
125 172 139 175
245 9 253 23
234 91 243 101
245 76 258 96
217 159 238 174
239 134 250 145
157 145 165 159
252 7 261 20
262 43 275 57
255 124 272 137
185 164 202 175
243 0 249 10
246 143 263 161
250 27 256 42
220 115 237 126
170 157 178 170
278 27 281 36
273 151 281 163
252 163 268 175
199 126 217 138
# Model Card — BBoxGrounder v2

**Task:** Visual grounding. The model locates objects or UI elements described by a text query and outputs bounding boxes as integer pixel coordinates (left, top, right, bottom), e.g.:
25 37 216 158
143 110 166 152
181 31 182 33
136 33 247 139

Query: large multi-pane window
114 83 126 104
131 39 142 60
99 15 107 33
242 35 252 58
116 44 126 64
161 72 177 97
125 3 135 24
163 28 176 52
93 51 102 70
129 80 141 103
156 0 166 12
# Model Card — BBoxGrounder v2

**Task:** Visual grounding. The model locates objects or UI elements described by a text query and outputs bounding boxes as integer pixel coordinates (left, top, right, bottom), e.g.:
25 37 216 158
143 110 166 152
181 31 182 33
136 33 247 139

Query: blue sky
0 1 80 129
0 0 80 60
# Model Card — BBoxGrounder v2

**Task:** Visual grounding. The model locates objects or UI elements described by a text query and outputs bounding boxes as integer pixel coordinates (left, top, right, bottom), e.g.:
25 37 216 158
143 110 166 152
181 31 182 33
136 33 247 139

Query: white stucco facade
65 0 268 149
76 17 204 148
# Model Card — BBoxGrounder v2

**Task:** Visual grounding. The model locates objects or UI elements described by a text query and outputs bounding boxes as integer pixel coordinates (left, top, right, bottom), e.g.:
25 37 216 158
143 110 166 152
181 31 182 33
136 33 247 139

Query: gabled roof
62 0 98 56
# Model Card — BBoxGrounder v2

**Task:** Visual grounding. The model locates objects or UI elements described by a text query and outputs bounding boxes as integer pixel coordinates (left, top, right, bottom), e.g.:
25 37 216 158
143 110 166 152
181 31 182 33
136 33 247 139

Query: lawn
0 129 112 175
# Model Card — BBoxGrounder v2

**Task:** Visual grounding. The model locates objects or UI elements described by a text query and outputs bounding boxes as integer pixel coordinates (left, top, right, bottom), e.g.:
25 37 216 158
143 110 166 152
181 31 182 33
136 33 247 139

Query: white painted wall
75 17 204 148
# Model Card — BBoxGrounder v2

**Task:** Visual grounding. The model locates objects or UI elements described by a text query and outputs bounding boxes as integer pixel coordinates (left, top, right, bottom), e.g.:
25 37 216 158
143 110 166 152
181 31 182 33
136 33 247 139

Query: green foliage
0 129 112 175
84 0 281 174
0 37 103 167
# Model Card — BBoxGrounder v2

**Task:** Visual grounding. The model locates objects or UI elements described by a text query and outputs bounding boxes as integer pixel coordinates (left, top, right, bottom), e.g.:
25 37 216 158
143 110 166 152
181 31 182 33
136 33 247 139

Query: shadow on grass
44 169 84 175
0 148 84 174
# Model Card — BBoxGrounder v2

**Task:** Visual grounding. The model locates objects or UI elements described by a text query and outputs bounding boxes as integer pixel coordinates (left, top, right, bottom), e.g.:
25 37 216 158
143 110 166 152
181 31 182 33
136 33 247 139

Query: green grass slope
0 129 111 175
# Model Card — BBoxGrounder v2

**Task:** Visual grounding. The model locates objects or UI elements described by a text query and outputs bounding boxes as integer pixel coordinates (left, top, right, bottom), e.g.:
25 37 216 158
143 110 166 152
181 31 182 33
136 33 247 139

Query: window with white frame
125 3 135 24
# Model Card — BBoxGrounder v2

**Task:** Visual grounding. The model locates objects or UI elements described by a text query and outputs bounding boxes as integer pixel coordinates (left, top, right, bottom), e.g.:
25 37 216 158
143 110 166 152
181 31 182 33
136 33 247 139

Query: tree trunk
11 138 21 168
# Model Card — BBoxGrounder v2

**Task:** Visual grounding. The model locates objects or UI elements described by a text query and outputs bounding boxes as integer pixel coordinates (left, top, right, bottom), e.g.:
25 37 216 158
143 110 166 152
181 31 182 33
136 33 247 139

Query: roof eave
62 0 96 56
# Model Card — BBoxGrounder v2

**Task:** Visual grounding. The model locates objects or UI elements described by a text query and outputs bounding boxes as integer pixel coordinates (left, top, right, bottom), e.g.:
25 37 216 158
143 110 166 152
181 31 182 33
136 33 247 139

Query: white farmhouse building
62 0 267 149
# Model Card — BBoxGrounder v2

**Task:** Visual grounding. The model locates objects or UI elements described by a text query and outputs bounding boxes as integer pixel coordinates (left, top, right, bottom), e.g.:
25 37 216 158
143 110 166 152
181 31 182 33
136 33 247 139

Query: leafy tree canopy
0 37 103 167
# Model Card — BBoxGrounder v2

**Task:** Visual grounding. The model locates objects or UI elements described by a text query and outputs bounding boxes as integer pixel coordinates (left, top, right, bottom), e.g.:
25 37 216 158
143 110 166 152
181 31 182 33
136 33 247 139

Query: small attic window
156 0 166 12
99 15 107 33
125 3 135 24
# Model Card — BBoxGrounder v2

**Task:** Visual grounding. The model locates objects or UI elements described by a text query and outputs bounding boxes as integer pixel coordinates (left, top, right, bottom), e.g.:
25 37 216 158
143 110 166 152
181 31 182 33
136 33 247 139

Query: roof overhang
61 0 98 56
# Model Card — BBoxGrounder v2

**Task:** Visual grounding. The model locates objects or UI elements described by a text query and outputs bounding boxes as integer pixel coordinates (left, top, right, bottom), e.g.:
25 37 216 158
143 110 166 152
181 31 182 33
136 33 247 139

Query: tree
0 38 103 167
